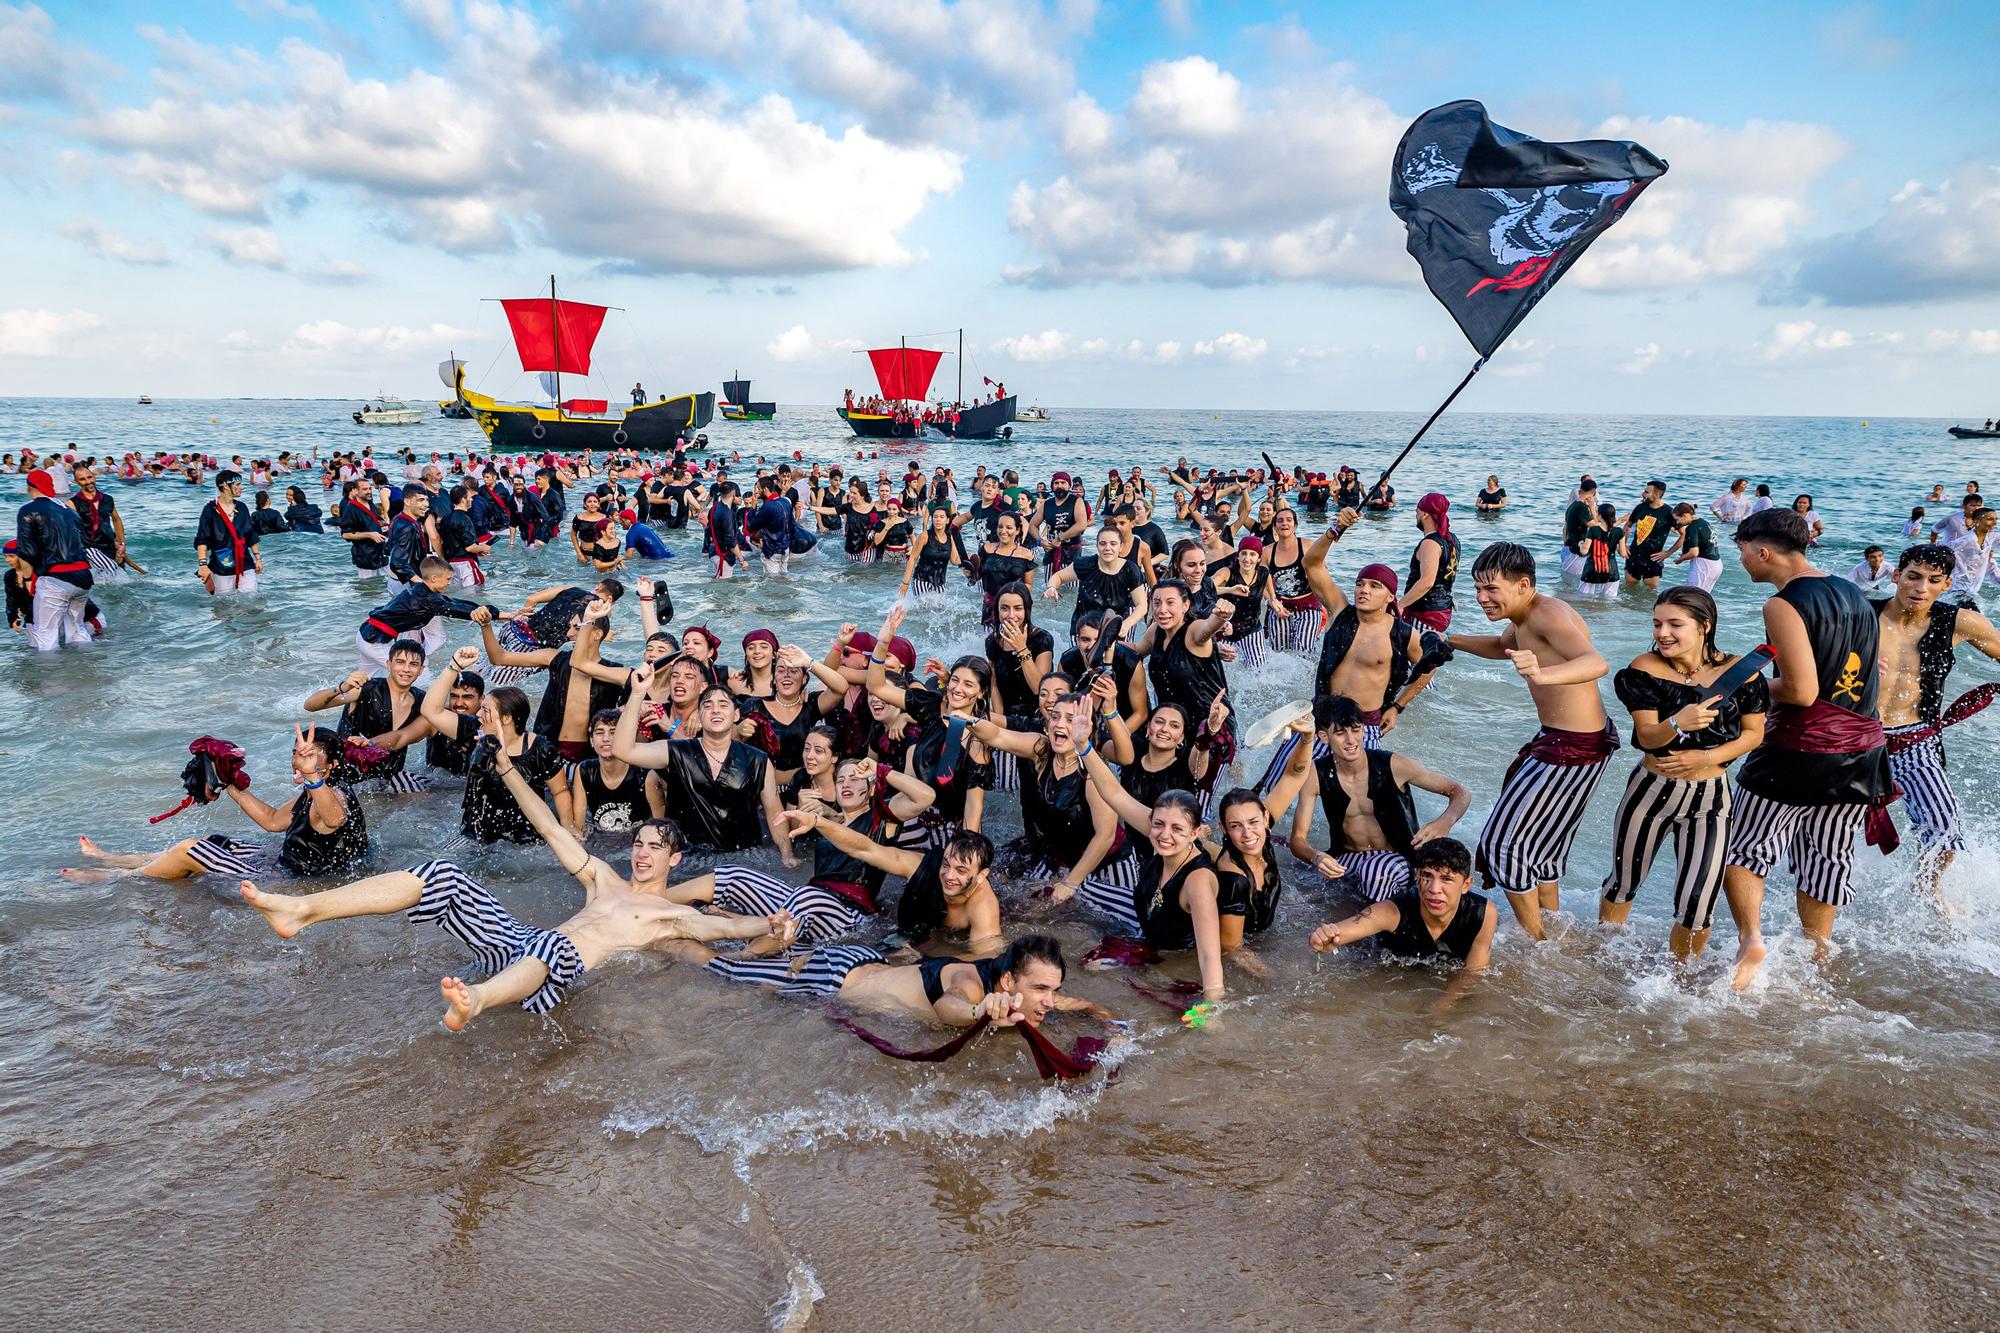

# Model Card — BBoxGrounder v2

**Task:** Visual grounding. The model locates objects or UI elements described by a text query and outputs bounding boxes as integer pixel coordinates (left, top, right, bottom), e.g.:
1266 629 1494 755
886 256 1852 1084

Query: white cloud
1619 342 1661 374
285 319 476 356
1819 4 1905 67
1573 115 1848 292
61 219 170 265
994 329 1072 362
0 3 104 101
207 224 286 269
1130 57 1243 139
218 329 261 351
1153 340 1183 364
1493 337 1550 377
766 323 861 363
303 258 368 284
1762 320 1856 359
75 21 961 276
1791 163 2000 305
0 307 107 357
1194 331 1266 363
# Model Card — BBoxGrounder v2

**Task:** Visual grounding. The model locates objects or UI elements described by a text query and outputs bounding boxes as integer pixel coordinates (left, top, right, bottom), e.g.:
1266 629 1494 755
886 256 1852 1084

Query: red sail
867 346 943 402
501 298 610 375
559 399 609 414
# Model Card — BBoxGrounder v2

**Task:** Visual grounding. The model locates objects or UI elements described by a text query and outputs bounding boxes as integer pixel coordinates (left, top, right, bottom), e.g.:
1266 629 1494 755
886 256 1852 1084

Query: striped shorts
992 748 1019 794
1724 788 1868 908
1264 605 1321 656
483 622 546 687
1331 849 1411 902
895 817 958 852
187 835 277 879
1223 631 1268 671
367 770 433 795
1074 854 1146 934
404 860 585 1013
1599 766 1733 931
1475 752 1614 896
705 943 886 998
710 865 866 946
85 548 131 583
1886 725 1964 852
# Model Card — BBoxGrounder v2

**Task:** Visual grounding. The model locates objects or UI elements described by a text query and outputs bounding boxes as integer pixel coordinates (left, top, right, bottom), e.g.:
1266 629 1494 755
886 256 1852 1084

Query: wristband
1076 741 1093 760
301 778 325 790
639 594 654 601
869 654 887 666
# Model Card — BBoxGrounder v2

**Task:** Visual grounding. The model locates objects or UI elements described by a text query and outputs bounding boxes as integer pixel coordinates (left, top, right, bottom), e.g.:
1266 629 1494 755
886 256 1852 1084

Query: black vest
1315 748 1419 856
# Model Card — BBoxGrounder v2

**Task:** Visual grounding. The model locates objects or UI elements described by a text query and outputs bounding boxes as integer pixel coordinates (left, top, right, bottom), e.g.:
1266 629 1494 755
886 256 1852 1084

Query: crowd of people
10 432 1998 1068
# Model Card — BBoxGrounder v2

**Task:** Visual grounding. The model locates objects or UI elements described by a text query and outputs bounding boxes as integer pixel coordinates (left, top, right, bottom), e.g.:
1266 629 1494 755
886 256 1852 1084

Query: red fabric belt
366 617 400 638
47 561 88 574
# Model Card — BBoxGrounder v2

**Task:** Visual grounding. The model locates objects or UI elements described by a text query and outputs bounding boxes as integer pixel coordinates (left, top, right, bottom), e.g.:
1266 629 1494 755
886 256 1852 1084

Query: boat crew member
14 468 96 650
195 470 261 595
69 462 129 583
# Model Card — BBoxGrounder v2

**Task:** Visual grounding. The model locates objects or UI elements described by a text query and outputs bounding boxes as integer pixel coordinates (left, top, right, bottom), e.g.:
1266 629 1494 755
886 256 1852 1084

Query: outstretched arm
776 808 923 879
1392 753 1472 843
495 760 607 894
1077 738 1152 830
612 665 679 767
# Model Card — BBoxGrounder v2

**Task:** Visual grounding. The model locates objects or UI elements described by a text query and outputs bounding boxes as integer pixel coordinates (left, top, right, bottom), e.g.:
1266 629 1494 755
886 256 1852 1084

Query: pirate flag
1391 100 1667 359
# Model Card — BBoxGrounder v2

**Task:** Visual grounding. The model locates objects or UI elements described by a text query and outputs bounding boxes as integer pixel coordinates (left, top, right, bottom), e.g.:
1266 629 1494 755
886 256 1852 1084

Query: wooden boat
720 373 776 421
1948 425 2000 439
462 277 714 451
838 330 1019 440
437 355 474 418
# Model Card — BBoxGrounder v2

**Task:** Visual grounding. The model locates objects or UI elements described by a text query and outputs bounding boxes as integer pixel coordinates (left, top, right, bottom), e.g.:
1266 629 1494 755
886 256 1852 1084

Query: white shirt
1903 519 1924 538
1848 560 1894 593
1748 495 1773 514
1934 511 1971 545
1948 530 1999 600
1711 491 1751 522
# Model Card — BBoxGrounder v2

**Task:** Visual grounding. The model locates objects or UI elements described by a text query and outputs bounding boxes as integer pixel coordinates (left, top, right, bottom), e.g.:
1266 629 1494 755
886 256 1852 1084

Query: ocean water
2 397 1997 1329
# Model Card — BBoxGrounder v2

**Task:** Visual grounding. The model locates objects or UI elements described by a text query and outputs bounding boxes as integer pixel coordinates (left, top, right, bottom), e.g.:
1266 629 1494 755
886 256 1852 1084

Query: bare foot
1731 936 1767 990
76 837 147 868
239 880 307 938
59 866 117 883
440 976 483 1032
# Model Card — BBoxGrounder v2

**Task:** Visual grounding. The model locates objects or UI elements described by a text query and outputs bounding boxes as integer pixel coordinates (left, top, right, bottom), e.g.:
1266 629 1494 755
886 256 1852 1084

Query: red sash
345 499 383 531
212 502 247 579
1766 698 1885 753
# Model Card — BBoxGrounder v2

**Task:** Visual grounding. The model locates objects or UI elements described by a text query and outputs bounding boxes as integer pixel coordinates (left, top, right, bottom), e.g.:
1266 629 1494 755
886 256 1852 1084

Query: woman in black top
1475 474 1508 512
978 511 1037 623
421 653 565 844
971 695 1131 909
1599 587 1769 960
985 581 1054 791
899 504 964 597
1206 537 1272 669
284 485 324 533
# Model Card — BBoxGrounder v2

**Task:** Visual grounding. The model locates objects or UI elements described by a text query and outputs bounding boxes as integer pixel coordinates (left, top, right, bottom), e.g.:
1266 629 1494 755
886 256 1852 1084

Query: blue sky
2 0 1997 414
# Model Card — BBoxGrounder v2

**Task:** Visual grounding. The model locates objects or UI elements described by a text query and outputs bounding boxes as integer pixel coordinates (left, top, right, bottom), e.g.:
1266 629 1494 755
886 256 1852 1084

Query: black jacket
16 496 92 584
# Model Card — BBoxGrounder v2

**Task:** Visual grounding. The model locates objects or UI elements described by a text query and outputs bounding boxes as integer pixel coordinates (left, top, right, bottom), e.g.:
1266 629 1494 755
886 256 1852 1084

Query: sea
2 398 1996 1330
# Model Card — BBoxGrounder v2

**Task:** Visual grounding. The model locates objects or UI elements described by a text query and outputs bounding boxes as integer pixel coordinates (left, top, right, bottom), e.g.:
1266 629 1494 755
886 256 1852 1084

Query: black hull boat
721 375 777 422
1948 425 2000 439
475 392 714 451
936 395 1017 440
839 408 923 438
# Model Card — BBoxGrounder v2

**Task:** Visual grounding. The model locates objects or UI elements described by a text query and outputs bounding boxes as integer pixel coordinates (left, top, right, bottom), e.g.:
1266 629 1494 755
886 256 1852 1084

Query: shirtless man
1286 695 1471 902
1874 543 2000 910
1721 509 1893 986
1448 542 1616 939
238 763 784 1030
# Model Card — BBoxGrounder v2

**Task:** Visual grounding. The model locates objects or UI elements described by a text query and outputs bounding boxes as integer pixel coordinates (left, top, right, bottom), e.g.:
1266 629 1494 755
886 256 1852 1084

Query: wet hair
802 723 840 756
1977 508 1997 523
1169 537 1206 578
1965 494 1985 510
1596 501 1618 524
994 580 1036 630
215 469 241 489
1153 788 1205 827
1001 933 1066 981
697 683 737 709
1147 701 1191 745
595 577 625 601
452 671 486 697
945 655 994 715
387 638 425 663
286 485 306 506
1409 837 1473 878
1315 694 1365 731
942 830 995 872
1576 477 1597 495
1863 544 1884 558
1792 493 1814 511
1646 479 1666 493
631 817 685 854
488 685 531 732
1471 541 1536 585
1151 576 1192 603
418 554 451 579
1112 503 1137 521
1672 502 1696 517
1897 543 1956 577
1755 483 1771 497
253 489 271 509
588 707 621 731
1910 507 1925 521
1735 508 1810 554
300 724 342 770
1216 786 1267 823
1653 587 1724 665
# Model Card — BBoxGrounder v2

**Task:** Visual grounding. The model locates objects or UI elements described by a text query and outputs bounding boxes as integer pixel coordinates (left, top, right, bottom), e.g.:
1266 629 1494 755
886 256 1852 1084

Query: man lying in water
668 929 1115 1027
1307 836 1496 970
238 759 786 1031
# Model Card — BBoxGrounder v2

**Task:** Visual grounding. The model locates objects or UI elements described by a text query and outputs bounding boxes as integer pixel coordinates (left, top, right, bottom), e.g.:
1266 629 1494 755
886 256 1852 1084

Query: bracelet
639 594 654 601
301 778 324 790
1076 741 1093 759
869 654 887 665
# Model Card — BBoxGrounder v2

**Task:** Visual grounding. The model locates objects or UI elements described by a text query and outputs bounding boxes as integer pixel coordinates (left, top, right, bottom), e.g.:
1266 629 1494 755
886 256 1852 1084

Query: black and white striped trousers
1263 605 1321 656
1724 788 1867 908
1075 857 1146 934
1886 725 1965 852
710 865 866 945
705 944 886 998
1599 766 1733 931
404 860 585 1013
1475 753 1613 897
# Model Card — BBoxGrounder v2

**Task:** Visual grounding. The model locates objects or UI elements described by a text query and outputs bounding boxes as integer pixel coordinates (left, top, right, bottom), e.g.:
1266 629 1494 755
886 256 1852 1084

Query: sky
1 0 1997 415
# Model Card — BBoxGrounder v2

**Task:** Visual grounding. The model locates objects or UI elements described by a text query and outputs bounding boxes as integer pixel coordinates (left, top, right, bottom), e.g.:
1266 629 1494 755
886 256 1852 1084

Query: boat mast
548 274 560 419
900 334 906 404
957 328 963 407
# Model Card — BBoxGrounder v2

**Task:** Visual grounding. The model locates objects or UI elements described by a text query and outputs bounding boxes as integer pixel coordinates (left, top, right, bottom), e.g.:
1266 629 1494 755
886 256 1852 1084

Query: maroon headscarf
1418 491 1452 542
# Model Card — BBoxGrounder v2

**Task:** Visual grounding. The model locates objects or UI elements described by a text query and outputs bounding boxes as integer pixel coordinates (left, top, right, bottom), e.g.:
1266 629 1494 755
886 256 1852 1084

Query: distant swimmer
1623 479 1679 589
1450 543 1616 940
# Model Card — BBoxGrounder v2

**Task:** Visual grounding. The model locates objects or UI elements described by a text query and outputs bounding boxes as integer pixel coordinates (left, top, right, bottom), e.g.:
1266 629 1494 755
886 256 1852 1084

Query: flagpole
1368 355 1486 495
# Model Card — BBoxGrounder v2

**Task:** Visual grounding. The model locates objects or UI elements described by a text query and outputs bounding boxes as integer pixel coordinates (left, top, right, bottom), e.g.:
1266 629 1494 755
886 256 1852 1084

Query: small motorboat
353 396 424 426
137 395 153 405
1017 404 1050 422
1948 425 2000 439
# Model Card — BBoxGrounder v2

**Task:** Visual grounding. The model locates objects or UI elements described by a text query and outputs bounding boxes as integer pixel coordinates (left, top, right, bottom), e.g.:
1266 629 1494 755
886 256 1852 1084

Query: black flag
1391 100 1667 358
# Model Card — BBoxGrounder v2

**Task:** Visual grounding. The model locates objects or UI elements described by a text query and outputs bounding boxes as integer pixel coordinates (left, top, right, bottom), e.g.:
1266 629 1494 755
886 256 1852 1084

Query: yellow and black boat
463 278 714 451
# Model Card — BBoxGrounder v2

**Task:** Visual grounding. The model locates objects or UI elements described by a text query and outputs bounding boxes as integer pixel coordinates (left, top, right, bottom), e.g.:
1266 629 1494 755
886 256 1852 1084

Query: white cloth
1684 557 1723 591
1934 512 1971 546
1847 560 1894 594
208 570 259 595
1947 531 1999 601
29 575 92 651
1747 496 1773 515
1710 492 1751 523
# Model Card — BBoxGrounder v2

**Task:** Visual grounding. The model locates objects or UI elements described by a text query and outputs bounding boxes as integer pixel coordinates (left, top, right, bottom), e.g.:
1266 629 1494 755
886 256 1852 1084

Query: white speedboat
137 395 153 405
353 396 424 426
1018 404 1051 422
